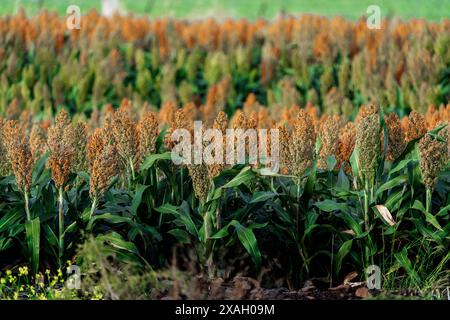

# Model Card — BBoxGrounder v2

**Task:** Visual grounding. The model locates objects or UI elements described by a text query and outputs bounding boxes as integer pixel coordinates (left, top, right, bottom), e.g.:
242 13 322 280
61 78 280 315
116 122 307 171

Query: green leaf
326 155 337 171
0 210 22 233
87 213 133 231
249 191 277 204
156 202 198 237
376 174 408 197
131 184 148 216
222 166 254 189
412 200 426 212
336 168 350 191
389 159 415 175
230 220 262 267
315 199 350 214
96 231 139 255
77 171 91 183
394 247 421 286
437 204 450 217
0 237 13 251
349 146 360 182
140 152 172 171
25 218 40 274
168 229 191 244
335 239 352 275
155 203 179 215
411 200 443 231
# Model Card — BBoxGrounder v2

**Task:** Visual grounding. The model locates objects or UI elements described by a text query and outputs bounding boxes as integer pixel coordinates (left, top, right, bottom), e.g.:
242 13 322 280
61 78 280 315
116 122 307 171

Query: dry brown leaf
343 271 358 284
342 229 356 236
374 204 396 226
355 287 370 298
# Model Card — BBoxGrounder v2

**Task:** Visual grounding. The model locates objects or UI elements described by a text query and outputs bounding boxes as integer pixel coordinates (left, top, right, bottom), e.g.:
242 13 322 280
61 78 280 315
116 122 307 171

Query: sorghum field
0 8 449 301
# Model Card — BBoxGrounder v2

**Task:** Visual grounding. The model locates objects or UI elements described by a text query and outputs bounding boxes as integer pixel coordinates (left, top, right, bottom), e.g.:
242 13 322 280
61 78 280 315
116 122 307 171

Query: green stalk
24 189 31 222
426 188 432 213
180 168 184 203
129 157 136 181
90 197 98 220
363 179 369 232
201 202 214 278
58 187 64 267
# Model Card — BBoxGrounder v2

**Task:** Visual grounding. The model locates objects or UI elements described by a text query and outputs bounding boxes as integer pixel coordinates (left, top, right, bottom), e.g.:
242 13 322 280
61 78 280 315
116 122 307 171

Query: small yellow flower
0 278 6 284
19 266 29 276
37 293 47 300
6 270 12 276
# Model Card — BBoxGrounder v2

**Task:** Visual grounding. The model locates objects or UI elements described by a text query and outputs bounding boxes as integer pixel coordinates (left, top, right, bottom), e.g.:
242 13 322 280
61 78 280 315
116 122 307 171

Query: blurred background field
3 0 450 20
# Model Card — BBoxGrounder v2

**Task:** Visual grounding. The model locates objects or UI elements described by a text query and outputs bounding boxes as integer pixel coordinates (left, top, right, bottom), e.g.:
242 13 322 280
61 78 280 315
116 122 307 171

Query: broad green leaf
394 248 421 286
335 239 352 275
376 174 408 197
336 168 350 191
411 200 443 231
25 218 40 274
389 159 415 175
315 199 350 214
77 171 91 183
0 237 13 251
249 191 277 204
230 220 262 267
140 152 172 171
168 229 191 244
87 213 133 231
0 210 22 233
437 204 450 217
326 155 337 171
96 231 139 255
131 184 148 216
155 203 179 215
156 202 198 237
222 166 254 189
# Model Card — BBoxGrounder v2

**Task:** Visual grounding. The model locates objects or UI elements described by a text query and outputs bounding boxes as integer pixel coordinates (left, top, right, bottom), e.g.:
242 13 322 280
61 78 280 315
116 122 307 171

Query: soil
156 276 379 300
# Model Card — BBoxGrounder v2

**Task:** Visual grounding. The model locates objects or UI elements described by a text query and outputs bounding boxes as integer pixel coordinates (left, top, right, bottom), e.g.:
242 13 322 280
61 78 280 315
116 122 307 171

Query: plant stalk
426 188 432 213
24 189 31 222
129 157 136 181
90 197 98 220
58 187 64 267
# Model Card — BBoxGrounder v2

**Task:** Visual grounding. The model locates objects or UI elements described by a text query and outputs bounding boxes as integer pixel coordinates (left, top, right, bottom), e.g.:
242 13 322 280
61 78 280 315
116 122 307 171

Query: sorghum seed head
418 132 447 190
47 111 76 189
404 111 427 142
208 111 228 179
88 128 106 169
159 101 177 127
356 113 381 183
136 111 159 169
89 143 119 200
318 114 340 170
337 122 356 173
2 120 33 192
0 118 13 176
384 113 405 161
73 122 88 172
188 163 210 203
111 105 138 164
289 110 317 179
29 122 48 162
